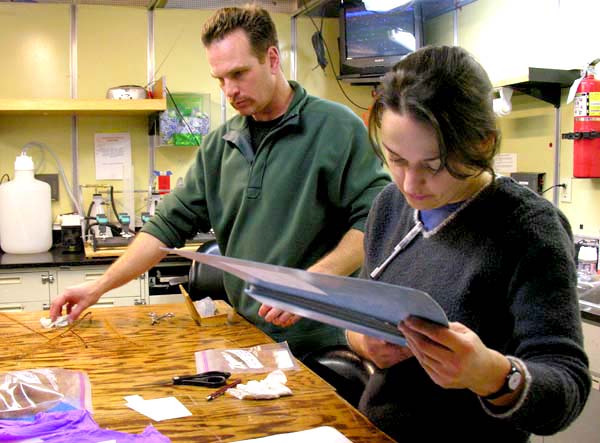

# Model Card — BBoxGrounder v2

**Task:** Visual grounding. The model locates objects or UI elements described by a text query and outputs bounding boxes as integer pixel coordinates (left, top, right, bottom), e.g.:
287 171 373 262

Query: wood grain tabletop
0 303 397 442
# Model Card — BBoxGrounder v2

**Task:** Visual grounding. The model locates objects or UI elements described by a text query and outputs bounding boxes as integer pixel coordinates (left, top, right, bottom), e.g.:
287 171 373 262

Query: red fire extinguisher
564 59 600 178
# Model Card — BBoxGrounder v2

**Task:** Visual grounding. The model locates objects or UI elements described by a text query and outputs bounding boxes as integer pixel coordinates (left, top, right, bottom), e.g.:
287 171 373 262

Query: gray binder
164 248 448 346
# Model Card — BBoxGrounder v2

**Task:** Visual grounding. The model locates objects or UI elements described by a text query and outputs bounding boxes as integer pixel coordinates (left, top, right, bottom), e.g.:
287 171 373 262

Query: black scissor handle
172 371 231 387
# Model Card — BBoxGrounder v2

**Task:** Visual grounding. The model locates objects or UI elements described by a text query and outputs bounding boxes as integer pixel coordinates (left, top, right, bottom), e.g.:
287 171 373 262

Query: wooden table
0 304 396 442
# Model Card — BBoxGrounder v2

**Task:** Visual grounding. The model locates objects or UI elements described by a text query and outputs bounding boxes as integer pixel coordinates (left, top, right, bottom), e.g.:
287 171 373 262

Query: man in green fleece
50 5 389 358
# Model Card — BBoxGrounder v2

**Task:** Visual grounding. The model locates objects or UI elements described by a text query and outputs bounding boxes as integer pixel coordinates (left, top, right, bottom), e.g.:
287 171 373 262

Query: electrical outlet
560 177 572 203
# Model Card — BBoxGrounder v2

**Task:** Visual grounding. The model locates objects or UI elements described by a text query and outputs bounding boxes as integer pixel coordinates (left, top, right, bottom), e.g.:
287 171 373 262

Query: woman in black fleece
346 46 591 442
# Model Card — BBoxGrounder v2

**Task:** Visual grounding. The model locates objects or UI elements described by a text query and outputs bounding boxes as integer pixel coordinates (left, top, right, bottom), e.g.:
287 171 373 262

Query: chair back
303 345 376 407
188 240 226 301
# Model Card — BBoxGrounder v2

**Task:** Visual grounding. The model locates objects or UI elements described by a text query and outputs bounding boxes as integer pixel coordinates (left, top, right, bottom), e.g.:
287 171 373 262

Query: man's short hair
201 5 279 62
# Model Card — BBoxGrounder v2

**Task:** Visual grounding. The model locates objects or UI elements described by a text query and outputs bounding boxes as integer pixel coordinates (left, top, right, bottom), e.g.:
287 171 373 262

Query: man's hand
258 304 301 327
50 281 103 322
257 229 364 329
347 330 414 369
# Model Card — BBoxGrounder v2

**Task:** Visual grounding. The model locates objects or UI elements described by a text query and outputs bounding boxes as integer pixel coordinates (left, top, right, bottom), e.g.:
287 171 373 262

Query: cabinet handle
41 275 55 284
93 300 115 307
0 304 24 312
134 299 147 305
0 277 21 285
42 303 50 310
84 273 104 281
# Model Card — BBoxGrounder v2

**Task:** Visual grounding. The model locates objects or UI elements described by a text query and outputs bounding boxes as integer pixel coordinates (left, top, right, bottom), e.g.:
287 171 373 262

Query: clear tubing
21 141 83 216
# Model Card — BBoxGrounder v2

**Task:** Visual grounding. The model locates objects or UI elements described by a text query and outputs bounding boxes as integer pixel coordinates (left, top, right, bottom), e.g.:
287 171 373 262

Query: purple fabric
0 409 171 442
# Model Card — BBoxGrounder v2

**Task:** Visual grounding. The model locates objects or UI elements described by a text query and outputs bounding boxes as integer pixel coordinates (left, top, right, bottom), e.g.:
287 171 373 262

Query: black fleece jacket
359 177 590 442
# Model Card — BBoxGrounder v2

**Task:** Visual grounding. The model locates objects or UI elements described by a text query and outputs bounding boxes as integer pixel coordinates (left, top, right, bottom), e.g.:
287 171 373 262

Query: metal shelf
494 67 580 108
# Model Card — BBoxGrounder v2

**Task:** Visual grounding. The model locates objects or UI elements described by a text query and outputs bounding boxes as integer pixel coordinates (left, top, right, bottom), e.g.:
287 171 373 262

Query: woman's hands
348 317 520 404
399 317 516 400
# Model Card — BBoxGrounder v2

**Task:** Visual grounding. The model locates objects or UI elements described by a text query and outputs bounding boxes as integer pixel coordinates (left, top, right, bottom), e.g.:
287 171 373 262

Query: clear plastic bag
0 368 92 418
195 342 299 373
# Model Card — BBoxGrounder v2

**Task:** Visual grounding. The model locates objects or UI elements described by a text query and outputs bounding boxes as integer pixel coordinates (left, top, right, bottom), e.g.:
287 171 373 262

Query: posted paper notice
94 132 132 180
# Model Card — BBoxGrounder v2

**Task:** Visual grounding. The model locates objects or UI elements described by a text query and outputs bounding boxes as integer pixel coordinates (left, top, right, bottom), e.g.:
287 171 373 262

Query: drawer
0 270 51 304
56 266 142 299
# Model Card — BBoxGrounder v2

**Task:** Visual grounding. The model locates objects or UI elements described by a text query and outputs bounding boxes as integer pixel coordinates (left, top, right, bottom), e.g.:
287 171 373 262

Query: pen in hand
206 378 242 401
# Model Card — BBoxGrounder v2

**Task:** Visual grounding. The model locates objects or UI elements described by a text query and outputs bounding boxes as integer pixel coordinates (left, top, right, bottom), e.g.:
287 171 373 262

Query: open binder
164 248 448 346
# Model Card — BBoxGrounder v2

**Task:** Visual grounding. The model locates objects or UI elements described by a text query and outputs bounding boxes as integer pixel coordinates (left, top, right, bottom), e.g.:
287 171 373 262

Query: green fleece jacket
143 81 390 357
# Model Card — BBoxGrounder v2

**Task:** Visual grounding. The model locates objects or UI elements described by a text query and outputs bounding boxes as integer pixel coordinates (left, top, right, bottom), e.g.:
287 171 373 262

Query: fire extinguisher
563 59 600 178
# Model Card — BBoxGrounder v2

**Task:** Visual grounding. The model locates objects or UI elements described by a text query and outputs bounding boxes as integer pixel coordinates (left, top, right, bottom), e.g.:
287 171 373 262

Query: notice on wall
493 153 517 174
94 132 132 180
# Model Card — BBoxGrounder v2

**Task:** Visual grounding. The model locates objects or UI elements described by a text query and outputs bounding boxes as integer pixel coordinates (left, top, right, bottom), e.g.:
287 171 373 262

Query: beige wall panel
154 10 292 130
0 116 74 218
430 0 600 235
154 146 198 190
76 6 150 225
0 4 70 99
423 12 454 46
457 0 600 81
77 116 150 223
556 0 600 69
497 94 556 188
77 5 147 99
153 9 219 184
458 0 557 85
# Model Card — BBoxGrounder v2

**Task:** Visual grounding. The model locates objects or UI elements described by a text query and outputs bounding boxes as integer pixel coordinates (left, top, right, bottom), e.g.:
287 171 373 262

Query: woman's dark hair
368 45 500 179
201 5 279 63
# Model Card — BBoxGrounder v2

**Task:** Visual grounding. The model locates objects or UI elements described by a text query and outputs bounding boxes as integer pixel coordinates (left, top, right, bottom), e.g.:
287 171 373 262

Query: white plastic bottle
0 153 52 253
578 246 598 277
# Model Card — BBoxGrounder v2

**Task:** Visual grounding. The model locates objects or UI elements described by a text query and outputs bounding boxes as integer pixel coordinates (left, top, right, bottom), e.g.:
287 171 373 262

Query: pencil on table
206 378 242 401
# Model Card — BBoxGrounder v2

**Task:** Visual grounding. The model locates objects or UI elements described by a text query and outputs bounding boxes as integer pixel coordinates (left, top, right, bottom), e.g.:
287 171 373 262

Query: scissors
171 371 231 387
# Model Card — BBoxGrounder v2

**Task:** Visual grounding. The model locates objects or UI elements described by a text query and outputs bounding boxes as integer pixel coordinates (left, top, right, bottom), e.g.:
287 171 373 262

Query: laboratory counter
2 246 600 326
0 246 192 269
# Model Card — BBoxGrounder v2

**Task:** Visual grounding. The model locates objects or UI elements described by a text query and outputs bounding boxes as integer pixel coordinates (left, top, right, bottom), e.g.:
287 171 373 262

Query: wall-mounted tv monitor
339 2 420 81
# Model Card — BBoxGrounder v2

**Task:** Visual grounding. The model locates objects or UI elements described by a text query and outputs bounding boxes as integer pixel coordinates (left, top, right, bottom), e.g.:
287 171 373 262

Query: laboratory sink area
579 279 600 323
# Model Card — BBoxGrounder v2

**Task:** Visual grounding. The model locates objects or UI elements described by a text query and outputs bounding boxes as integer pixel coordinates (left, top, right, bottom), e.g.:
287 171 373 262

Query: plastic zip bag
0 368 92 418
195 342 299 374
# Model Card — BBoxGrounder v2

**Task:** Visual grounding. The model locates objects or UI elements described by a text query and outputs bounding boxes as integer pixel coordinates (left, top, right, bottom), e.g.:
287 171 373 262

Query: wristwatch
481 357 523 401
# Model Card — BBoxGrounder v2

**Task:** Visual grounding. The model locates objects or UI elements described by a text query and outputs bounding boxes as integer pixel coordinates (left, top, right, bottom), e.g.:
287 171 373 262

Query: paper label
589 91 600 116
224 350 263 369
274 350 294 369
575 92 588 117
